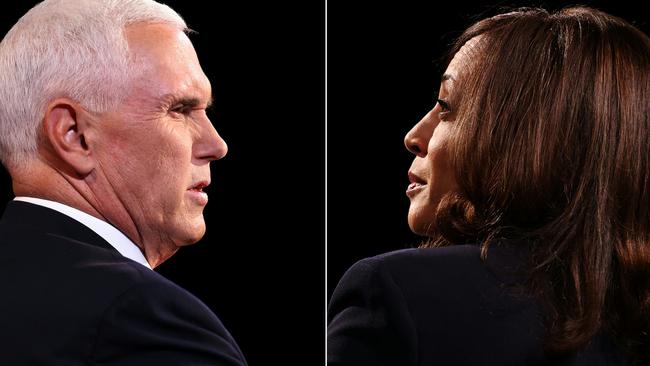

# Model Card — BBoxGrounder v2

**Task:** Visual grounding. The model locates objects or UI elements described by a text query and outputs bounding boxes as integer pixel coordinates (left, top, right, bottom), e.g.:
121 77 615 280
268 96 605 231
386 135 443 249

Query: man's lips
188 181 210 205
188 181 210 192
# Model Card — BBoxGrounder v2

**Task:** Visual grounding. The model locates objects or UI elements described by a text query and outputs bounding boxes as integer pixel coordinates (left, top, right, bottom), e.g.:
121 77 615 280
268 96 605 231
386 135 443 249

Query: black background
1 1 324 365
2 0 648 364
327 0 648 300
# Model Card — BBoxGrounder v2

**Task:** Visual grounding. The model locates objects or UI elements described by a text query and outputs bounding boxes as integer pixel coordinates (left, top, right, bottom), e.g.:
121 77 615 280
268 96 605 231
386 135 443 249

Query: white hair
0 0 187 169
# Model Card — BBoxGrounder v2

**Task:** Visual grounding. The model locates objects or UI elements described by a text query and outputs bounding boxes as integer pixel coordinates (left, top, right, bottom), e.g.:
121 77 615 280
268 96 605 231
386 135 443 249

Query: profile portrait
328 1 649 365
0 0 323 364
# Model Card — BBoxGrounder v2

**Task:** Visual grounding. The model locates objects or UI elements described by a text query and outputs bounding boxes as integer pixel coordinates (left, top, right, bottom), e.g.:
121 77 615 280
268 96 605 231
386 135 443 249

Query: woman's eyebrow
441 73 454 82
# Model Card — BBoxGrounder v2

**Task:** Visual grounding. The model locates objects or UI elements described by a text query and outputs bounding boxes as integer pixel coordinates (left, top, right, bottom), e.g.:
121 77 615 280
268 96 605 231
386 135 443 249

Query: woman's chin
407 210 434 236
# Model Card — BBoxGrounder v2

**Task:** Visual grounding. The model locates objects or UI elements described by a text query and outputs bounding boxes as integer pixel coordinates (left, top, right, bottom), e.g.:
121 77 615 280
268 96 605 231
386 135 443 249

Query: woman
328 6 649 365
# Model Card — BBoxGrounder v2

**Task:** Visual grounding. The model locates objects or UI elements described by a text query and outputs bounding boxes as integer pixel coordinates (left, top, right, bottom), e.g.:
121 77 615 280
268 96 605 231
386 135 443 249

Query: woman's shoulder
348 244 522 287
329 245 630 365
329 245 545 365
362 244 483 267
333 244 533 318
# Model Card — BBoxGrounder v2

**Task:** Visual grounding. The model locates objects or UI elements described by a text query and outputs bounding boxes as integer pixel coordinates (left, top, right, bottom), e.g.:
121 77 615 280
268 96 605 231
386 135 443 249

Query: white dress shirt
14 196 152 270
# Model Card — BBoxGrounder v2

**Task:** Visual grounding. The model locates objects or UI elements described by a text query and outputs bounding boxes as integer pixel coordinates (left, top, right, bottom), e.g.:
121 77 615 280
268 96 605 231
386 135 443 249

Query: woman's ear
41 98 95 177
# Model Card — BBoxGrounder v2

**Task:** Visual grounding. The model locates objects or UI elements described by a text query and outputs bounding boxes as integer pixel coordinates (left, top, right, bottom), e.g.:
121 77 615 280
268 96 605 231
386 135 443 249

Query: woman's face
404 39 478 236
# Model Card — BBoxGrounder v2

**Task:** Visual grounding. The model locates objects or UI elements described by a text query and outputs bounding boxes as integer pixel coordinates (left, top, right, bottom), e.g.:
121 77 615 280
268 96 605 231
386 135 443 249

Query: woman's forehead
444 36 484 82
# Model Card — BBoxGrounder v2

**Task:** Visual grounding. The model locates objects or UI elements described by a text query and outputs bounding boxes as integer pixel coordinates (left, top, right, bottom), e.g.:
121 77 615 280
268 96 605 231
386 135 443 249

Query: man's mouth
189 181 209 192
187 181 210 205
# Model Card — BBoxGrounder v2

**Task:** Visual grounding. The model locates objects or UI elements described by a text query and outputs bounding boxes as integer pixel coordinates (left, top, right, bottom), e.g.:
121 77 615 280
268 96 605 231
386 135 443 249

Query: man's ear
42 99 95 177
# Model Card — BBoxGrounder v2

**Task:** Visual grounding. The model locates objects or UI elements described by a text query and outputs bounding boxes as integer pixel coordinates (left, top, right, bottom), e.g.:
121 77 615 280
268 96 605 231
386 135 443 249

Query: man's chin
177 218 206 246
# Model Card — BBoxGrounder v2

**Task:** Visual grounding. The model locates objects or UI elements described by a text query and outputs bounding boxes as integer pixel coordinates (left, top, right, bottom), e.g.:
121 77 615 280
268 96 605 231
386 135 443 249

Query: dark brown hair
426 7 649 364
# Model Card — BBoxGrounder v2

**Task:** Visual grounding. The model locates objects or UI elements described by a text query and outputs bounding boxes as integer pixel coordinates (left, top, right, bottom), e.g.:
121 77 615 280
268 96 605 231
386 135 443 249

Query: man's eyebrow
165 94 213 108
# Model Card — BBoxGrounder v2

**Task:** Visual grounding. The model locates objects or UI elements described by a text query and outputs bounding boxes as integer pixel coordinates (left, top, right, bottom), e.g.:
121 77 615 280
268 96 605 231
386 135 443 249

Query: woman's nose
404 118 431 157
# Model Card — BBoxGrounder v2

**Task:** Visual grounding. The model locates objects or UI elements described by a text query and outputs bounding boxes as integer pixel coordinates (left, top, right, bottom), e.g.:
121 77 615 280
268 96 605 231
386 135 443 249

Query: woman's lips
406 172 427 197
406 182 426 197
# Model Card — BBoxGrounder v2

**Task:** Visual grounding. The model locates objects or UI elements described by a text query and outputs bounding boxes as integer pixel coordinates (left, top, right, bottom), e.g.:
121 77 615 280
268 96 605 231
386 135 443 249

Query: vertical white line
323 0 329 363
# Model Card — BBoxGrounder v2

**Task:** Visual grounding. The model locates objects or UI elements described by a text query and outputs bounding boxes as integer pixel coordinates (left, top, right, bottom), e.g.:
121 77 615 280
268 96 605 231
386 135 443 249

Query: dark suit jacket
328 245 631 365
0 201 247 365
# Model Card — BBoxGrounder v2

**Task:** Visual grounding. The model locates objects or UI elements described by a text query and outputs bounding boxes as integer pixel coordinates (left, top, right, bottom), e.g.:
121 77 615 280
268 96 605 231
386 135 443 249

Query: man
0 0 247 364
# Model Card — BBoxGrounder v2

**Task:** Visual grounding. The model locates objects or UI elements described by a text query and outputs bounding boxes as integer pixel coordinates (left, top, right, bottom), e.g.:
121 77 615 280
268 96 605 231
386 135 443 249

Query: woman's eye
437 98 451 112
436 98 452 119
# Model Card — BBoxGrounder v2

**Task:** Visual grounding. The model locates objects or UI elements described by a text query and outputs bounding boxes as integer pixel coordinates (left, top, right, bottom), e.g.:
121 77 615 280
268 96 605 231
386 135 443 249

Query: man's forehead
125 22 190 50
124 22 200 73
124 22 212 107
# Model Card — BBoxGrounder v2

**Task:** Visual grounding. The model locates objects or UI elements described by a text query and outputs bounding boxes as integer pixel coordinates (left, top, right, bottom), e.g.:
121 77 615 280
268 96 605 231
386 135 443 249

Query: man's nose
195 118 228 162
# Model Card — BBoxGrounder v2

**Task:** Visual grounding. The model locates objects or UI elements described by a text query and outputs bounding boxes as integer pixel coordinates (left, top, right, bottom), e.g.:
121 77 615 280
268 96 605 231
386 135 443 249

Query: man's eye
170 104 190 115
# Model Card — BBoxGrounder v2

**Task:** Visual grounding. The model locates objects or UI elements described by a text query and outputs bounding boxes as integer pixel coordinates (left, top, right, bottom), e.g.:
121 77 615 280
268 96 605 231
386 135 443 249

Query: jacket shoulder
341 246 490 297
0 225 246 364
328 246 544 365
90 278 246 365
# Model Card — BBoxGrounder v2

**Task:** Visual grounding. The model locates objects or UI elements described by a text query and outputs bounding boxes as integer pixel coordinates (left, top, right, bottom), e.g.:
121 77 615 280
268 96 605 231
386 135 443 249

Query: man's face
89 23 226 266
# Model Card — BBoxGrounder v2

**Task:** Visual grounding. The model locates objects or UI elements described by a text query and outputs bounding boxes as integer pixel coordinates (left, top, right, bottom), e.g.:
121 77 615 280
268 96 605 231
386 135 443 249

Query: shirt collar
13 197 152 270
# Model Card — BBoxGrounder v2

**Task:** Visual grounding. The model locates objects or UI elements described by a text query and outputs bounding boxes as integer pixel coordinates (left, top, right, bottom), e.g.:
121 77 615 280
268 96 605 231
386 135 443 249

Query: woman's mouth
406 172 427 197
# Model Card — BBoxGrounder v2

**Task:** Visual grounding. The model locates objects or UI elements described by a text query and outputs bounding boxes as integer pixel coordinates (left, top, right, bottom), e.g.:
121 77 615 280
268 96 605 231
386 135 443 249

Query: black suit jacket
0 201 247 365
328 245 631 365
